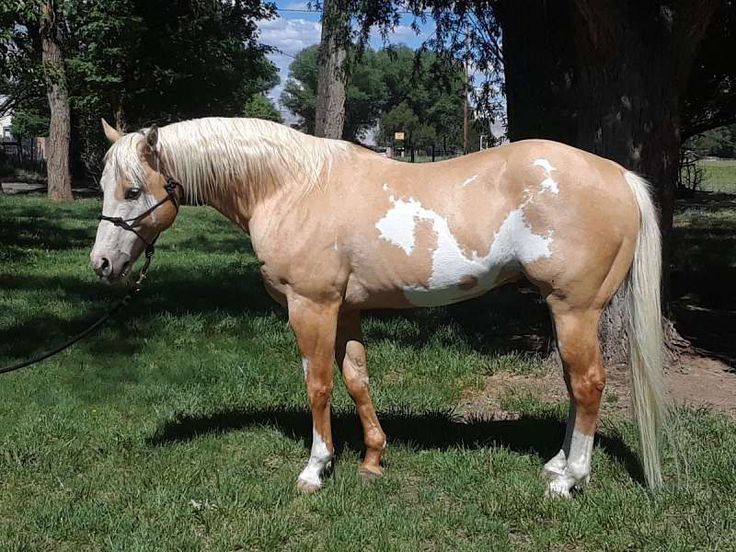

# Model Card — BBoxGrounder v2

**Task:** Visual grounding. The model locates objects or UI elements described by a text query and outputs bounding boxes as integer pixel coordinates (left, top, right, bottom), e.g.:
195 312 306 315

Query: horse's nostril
94 256 112 277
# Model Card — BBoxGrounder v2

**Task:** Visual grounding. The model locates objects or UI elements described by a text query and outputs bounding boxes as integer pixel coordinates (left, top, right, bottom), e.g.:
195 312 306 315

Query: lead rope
0 246 156 375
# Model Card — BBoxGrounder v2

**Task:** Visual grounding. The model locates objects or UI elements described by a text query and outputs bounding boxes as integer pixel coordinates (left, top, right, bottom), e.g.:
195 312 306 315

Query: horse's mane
106 117 350 206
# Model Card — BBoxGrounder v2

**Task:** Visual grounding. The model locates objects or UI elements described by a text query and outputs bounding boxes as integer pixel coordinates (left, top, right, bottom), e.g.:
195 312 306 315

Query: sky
257 2 434 122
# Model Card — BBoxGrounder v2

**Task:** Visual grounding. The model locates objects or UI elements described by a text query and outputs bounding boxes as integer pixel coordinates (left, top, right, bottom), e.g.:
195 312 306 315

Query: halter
99 174 182 251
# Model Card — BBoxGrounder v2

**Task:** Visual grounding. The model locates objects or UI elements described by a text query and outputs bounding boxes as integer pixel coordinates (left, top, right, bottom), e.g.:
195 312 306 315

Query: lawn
1 193 735 550
700 158 736 194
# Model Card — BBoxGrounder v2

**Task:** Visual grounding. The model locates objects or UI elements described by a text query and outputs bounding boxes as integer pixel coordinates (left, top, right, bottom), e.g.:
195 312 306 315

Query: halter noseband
99 175 182 250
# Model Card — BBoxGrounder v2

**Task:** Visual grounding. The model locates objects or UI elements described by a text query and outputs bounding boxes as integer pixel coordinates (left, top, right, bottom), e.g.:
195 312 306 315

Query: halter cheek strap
99 176 182 250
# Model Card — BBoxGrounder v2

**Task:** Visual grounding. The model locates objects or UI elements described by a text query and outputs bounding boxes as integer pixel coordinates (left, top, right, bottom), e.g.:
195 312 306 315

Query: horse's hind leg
336 310 386 478
544 302 606 497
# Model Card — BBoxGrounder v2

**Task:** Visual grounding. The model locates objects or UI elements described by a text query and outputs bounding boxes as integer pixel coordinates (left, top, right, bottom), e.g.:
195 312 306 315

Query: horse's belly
400 261 519 307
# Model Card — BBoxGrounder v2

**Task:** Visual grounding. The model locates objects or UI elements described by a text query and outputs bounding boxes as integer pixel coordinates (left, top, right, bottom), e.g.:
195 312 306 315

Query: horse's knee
343 344 369 391
570 367 606 410
307 381 333 406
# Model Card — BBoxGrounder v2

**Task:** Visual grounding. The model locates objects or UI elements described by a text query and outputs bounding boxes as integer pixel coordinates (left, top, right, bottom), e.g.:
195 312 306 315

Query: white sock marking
298 427 332 487
547 430 594 497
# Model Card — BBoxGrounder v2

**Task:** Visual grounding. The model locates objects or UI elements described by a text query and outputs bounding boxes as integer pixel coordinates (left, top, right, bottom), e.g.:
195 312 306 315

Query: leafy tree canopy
0 0 279 178
244 93 283 123
281 44 466 148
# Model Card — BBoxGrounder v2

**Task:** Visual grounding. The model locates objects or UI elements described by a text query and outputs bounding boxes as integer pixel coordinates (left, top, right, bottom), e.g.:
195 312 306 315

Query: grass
673 159 736 359
700 158 736 194
1 194 735 550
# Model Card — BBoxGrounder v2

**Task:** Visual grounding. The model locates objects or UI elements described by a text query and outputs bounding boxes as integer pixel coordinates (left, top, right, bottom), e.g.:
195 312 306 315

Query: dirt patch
457 354 736 420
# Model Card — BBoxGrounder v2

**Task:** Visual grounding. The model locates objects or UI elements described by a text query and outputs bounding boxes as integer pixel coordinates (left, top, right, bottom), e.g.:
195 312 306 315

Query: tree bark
498 0 718 365
314 0 350 139
40 1 73 202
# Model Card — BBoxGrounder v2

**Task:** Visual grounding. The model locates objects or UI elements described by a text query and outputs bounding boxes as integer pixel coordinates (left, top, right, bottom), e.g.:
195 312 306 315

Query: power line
275 7 425 15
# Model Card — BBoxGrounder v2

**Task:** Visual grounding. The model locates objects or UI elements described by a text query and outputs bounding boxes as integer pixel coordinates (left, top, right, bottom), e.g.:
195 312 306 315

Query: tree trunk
314 0 349 139
40 1 73 202
498 0 717 365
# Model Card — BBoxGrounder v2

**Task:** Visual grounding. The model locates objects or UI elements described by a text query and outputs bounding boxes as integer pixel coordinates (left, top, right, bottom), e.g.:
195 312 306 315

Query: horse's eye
125 188 142 200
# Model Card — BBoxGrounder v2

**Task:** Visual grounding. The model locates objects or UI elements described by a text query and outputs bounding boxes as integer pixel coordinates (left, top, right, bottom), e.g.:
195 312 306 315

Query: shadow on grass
0 267 281 362
0 254 551 365
146 405 644 485
673 191 736 365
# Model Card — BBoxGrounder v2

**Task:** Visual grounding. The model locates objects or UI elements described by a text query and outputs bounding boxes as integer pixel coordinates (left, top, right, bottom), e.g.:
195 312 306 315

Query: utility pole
463 34 470 155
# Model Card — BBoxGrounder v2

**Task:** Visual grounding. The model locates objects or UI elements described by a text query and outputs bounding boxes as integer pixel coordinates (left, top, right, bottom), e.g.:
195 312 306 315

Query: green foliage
9 107 49 139
687 125 736 158
280 46 319 135
1 0 279 179
244 94 283 123
281 44 465 147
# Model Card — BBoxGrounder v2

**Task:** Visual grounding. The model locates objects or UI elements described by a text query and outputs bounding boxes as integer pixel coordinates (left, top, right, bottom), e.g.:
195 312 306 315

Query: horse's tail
623 171 667 488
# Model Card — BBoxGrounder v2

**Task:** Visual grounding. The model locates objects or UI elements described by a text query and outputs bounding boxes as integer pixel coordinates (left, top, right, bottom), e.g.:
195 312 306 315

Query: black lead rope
0 247 155 375
0 174 182 376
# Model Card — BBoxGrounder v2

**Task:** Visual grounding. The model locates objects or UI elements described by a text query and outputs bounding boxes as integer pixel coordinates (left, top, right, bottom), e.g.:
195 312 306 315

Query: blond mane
106 117 350 206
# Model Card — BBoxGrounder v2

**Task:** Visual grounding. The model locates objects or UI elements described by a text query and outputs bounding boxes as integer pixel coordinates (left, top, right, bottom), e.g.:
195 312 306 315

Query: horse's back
326 141 639 309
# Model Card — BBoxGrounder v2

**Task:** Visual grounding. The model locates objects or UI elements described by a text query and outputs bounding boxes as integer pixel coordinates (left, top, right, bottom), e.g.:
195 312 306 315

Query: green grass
1 195 735 550
700 158 736 194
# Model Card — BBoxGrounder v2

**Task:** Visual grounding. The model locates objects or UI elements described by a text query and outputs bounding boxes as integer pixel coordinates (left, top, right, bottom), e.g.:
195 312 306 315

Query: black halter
99 175 182 250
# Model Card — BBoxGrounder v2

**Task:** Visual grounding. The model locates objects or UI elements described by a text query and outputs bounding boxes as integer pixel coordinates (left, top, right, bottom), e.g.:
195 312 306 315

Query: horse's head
90 119 181 284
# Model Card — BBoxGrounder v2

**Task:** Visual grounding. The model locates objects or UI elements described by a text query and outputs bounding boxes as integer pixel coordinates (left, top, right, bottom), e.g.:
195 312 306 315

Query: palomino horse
91 117 666 497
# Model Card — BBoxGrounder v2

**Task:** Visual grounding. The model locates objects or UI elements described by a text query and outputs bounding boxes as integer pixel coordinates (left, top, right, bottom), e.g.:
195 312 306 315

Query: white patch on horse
301 357 309 380
540 177 559 194
546 430 594 498
533 158 555 173
461 174 479 187
533 158 560 194
297 427 332 489
376 193 553 307
375 196 422 255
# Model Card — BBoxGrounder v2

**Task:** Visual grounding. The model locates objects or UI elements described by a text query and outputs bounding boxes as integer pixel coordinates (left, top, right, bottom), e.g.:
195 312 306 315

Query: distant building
1 111 12 141
0 98 46 163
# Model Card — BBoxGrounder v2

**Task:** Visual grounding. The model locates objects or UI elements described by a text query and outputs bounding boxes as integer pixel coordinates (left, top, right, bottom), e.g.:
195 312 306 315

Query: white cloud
260 17 321 57
283 1 312 10
259 17 321 122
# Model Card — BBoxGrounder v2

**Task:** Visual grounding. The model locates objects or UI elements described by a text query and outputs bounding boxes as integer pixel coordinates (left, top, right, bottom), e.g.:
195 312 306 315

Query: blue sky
257 2 434 121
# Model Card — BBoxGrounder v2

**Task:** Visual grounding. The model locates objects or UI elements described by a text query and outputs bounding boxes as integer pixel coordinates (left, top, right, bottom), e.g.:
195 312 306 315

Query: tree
281 46 320 134
314 0 351 138
1 0 279 184
282 45 465 146
244 94 283 123
40 1 73 202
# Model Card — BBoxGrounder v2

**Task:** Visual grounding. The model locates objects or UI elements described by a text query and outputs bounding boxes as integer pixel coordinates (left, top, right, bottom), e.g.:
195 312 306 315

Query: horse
90 117 667 497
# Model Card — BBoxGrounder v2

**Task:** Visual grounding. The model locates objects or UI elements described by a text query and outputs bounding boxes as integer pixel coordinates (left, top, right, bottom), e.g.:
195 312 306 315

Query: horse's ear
101 118 121 143
145 125 159 152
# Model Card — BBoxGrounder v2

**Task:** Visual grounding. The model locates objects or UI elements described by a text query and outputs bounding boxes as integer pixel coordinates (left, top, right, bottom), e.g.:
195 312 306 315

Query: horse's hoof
296 478 321 494
359 465 383 482
545 478 572 499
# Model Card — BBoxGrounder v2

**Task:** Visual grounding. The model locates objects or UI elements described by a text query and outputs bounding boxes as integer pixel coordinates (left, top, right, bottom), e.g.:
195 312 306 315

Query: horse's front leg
288 294 340 493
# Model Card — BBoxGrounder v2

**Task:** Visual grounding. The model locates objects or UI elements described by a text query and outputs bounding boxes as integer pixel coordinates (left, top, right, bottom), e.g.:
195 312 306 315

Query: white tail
623 171 668 488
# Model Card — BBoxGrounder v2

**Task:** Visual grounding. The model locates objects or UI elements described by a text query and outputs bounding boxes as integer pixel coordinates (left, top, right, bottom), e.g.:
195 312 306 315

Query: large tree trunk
314 0 349 139
40 1 73 202
498 0 718 365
